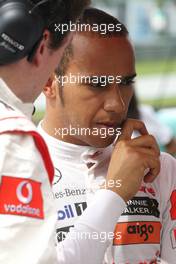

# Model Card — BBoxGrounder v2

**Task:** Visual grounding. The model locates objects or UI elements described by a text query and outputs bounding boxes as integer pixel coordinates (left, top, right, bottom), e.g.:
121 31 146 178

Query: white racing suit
0 78 126 264
38 122 176 264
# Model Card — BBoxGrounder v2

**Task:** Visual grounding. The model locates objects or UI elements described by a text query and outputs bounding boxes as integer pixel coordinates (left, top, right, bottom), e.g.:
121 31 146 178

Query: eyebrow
80 73 137 87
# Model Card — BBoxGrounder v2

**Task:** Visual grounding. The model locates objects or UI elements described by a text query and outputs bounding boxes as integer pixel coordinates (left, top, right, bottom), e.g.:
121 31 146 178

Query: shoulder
0 100 37 146
160 152 176 178
0 104 42 173
0 131 42 173
154 152 176 194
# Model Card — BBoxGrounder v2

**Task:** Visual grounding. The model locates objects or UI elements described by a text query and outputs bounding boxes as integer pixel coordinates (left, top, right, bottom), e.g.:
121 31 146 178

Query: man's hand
105 119 160 202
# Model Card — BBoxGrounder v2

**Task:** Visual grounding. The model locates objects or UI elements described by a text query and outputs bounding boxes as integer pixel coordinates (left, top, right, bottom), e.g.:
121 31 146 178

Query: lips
96 122 117 129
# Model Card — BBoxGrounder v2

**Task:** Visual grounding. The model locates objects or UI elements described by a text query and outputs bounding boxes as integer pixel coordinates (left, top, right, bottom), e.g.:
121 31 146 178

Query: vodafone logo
0 176 44 219
16 181 33 204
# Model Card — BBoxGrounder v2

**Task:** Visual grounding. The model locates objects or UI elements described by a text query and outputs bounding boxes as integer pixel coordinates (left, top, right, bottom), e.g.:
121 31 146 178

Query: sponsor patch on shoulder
0 176 44 219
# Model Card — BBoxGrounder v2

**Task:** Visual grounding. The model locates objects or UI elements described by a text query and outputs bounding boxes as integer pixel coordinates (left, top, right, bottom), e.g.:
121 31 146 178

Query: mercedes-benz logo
53 168 62 185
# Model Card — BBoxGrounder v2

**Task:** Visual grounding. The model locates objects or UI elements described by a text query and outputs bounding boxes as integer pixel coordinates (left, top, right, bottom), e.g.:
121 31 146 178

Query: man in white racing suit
0 2 160 264
38 8 176 264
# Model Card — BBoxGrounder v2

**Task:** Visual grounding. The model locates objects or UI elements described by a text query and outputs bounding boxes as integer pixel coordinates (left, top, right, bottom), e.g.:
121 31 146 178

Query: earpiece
0 0 49 65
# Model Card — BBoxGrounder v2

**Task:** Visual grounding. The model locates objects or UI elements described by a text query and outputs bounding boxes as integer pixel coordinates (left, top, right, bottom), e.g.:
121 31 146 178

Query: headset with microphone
0 0 50 65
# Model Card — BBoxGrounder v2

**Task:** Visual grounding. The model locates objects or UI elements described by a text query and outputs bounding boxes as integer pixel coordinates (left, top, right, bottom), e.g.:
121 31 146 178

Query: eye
90 81 107 89
85 76 108 89
120 79 135 86
120 76 136 86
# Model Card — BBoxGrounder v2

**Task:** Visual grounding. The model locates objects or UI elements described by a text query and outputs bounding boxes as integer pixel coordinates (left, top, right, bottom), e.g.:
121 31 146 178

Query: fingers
143 156 161 183
112 118 161 188
134 146 160 157
116 119 160 156
130 135 160 156
118 119 149 141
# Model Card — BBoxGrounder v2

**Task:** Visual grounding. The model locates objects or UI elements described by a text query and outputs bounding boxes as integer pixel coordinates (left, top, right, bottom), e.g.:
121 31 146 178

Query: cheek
121 88 134 105
63 97 90 127
63 85 103 127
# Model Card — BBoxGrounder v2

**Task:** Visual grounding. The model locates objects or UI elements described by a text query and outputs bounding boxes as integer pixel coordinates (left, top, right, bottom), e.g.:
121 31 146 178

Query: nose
104 86 125 114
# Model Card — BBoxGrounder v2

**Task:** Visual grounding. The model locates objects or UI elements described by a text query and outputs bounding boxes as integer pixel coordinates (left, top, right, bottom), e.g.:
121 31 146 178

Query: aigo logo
0 176 44 219
127 222 154 241
113 221 161 246
16 181 33 204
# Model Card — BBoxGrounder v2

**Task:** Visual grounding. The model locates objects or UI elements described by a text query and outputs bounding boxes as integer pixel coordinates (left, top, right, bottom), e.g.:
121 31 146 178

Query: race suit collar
38 120 113 166
0 78 34 119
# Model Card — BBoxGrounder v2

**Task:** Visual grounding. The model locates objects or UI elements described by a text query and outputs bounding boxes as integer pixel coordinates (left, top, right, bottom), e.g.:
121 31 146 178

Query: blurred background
34 0 176 155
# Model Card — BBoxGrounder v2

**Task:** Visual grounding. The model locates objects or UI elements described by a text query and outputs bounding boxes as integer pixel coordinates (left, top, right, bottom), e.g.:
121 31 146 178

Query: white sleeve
57 190 126 264
0 133 57 264
159 153 176 263
0 133 126 264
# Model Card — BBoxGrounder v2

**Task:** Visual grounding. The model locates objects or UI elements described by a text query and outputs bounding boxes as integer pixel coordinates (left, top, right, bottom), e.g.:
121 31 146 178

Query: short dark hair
77 7 128 37
55 7 129 81
54 7 129 105
31 0 90 49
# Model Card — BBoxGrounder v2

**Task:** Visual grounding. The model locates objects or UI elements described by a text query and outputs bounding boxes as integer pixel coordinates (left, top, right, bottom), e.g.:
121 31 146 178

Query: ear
43 74 57 98
31 29 50 67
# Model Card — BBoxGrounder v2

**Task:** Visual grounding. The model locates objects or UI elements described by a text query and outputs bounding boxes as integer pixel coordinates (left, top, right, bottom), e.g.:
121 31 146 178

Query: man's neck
0 61 40 103
42 116 89 146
